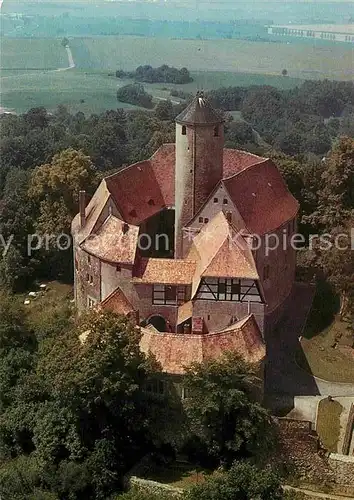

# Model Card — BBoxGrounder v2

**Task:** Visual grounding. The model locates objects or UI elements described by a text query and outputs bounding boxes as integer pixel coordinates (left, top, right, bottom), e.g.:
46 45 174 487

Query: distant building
72 94 299 387
268 24 354 43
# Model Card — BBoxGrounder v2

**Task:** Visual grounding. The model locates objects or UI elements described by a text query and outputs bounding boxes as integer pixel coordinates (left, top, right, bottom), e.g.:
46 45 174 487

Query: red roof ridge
149 143 175 160
223 148 266 161
222 156 270 181
105 158 151 180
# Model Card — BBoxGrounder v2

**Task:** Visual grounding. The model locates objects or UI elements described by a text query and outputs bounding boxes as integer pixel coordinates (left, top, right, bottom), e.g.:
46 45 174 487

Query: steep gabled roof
140 314 265 375
187 211 259 297
101 287 135 315
223 149 266 177
81 215 139 264
203 238 259 280
105 144 175 225
176 94 223 126
223 159 299 235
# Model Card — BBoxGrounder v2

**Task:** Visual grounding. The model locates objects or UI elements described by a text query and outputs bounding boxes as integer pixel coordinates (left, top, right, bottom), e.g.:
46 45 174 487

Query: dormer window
148 199 155 206
182 125 187 135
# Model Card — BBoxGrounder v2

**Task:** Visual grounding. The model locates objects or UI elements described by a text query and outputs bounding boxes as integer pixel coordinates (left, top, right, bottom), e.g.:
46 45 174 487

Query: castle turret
174 92 224 258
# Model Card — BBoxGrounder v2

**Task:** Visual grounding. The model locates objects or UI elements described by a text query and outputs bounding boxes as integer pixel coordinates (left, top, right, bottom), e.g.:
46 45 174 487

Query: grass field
0 67 303 115
70 36 354 80
0 38 68 70
1 35 353 114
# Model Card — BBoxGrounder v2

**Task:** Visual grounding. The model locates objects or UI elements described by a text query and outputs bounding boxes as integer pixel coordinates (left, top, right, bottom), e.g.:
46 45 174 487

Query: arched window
182 125 187 135
214 126 219 137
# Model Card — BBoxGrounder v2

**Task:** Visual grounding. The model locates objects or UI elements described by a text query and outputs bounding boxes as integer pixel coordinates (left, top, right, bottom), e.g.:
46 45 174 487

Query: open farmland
1 35 353 114
0 38 68 70
70 36 354 80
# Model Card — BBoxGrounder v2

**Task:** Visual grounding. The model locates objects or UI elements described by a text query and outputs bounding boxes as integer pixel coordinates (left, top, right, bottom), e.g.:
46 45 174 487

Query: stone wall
128 477 183 498
329 454 354 486
341 403 354 455
277 418 354 489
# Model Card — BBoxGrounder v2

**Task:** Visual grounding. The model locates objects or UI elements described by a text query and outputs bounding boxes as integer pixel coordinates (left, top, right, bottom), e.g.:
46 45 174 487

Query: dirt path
284 485 353 499
0 45 75 82
54 46 75 72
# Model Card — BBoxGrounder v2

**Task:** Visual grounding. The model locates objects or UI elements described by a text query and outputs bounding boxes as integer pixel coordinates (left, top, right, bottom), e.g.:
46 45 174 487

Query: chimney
79 190 86 228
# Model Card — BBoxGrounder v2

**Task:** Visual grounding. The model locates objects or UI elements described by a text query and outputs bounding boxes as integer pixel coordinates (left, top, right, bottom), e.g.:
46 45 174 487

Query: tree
117 84 153 109
33 311 153 498
183 352 275 467
186 461 284 500
154 99 173 121
0 309 157 499
311 137 354 228
315 221 354 318
282 69 288 77
29 148 97 235
0 168 37 291
61 37 69 48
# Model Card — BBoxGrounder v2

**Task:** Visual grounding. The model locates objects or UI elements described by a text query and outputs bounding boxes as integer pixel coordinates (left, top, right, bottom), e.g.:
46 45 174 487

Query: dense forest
0 77 353 498
207 79 354 155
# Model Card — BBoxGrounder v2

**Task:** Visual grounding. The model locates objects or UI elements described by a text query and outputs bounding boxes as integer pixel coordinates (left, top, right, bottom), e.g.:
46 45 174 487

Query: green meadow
1 35 353 114
1 38 67 70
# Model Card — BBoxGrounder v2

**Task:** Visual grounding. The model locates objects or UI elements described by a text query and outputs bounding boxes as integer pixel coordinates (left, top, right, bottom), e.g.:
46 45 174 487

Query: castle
72 94 299 382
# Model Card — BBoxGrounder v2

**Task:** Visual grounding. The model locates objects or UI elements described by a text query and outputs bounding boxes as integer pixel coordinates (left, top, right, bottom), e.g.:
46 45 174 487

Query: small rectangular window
165 286 176 302
223 198 228 205
87 254 91 265
213 197 218 203
218 282 226 295
199 217 203 223
204 218 209 223
231 282 240 295
116 265 121 272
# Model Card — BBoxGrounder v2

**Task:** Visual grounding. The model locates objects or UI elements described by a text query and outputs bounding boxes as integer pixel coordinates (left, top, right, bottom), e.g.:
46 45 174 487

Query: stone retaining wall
128 476 183 498
329 454 354 487
341 404 354 455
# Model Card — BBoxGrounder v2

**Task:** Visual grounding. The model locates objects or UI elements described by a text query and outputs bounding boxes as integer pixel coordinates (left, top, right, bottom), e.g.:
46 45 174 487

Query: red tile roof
132 258 196 285
222 149 265 177
223 159 299 235
104 144 175 225
73 145 297 245
81 215 139 264
140 314 265 374
101 287 135 315
150 144 175 208
106 160 165 225
187 212 259 297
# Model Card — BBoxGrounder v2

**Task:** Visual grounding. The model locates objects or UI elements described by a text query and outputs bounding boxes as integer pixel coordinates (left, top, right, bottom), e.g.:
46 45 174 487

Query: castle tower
174 92 224 258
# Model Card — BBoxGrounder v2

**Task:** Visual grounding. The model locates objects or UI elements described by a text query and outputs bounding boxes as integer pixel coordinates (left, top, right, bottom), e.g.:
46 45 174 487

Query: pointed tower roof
176 91 223 126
